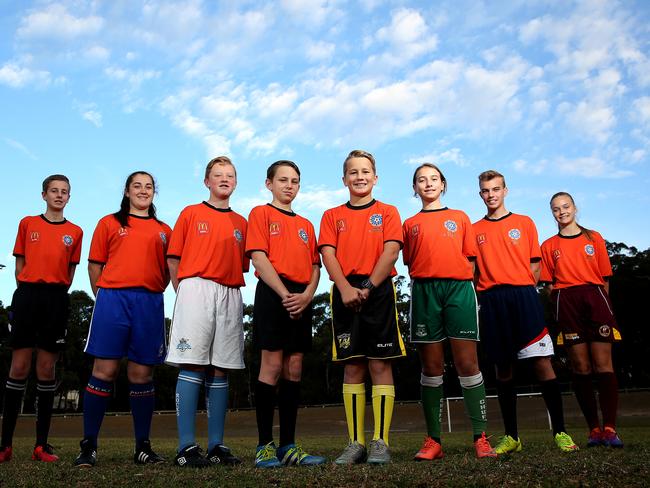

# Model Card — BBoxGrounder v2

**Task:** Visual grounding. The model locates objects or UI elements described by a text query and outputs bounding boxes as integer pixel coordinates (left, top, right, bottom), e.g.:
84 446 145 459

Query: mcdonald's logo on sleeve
197 222 210 235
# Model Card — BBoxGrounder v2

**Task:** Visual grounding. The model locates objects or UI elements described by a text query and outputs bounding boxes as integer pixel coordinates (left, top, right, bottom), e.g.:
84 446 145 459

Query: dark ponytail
549 191 593 241
113 171 159 227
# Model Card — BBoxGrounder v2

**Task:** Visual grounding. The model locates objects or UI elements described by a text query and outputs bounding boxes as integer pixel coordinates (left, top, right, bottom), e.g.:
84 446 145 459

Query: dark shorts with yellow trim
331 275 406 361
9 282 69 352
551 284 621 346
253 277 312 353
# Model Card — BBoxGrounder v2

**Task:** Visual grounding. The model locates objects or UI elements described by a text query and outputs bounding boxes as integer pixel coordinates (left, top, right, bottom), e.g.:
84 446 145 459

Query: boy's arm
67 264 77 290
283 264 321 317
167 257 180 292
15 256 25 287
530 259 541 282
251 251 290 299
321 246 362 307
88 262 103 297
359 241 401 301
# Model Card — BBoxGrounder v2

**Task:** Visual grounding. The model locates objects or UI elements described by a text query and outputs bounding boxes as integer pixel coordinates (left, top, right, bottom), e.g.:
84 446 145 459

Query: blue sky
1 0 649 311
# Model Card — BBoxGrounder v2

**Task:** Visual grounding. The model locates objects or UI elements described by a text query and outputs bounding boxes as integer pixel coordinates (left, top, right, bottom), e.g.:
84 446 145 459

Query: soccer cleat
414 437 443 461
602 428 624 448
494 435 522 455
474 432 497 458
366 439 391 465
555 432 579 452
0 446 13 463
74 439 97 467
206 444 241 465
32 444 59 462
277 443 326 466
334 441 367 465
587 428 603 447
174 444 211 468
255 442 282 468
134 440 165 464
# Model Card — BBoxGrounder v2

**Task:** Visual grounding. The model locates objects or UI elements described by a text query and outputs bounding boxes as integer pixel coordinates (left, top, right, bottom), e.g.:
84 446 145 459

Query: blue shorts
85 287 166 365
478 285 549 365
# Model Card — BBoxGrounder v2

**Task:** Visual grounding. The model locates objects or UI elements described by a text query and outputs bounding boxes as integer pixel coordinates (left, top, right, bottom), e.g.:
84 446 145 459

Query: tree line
0 242 648 413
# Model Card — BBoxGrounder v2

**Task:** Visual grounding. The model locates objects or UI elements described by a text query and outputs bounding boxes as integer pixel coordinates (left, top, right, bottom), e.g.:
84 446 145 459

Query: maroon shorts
551 284 620 345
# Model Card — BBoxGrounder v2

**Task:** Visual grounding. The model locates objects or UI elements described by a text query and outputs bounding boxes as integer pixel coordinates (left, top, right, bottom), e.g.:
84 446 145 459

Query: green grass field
2 428 649 487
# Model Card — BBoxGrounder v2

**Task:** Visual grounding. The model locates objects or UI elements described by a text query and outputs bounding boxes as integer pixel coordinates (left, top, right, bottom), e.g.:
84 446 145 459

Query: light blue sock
176 369 205 451
205 374 229 451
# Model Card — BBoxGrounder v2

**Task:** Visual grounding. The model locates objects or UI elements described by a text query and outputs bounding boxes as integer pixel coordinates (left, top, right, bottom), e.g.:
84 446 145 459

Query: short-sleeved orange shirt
318 200 403 278
167 202 249 287
245 204 320 285
403 208 477 280
13 215 83 285
89 214 172 292
540 231 612 288
473 213 541 291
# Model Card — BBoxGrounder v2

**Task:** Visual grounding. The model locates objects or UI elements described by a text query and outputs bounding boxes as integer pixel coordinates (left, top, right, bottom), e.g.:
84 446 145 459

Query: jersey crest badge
337 333 351 350
197 222 209 235
477 233 487 245
298 228 309 243
585 244 595 256
30 231 40 242
336 219 346 233
553 249 561 261
415 324 427 338
598 325 611 337
233 229 243 242
118 227 129 237
269 222 281 236
444 220 458 233
176 338 192 352
62 235 73 247
160 232 167 245
369 214 383 227
508 228 521 240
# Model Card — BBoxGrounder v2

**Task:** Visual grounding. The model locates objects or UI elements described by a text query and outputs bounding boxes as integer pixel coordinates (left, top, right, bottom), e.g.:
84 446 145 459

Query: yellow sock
372 384 395 445
343 383 365 445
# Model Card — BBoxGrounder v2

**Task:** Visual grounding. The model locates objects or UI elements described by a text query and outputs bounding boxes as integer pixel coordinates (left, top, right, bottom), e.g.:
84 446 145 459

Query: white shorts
166 277 245 369
517 333 554 360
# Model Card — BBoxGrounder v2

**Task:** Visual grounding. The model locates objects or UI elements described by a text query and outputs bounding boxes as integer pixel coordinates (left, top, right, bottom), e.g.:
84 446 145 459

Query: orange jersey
403 208 477 280
473 213 541 291
13 215 83 285
167 202 249 287
318 200 402 278
540 231 612 288
246 204 320 284
89 214 172 292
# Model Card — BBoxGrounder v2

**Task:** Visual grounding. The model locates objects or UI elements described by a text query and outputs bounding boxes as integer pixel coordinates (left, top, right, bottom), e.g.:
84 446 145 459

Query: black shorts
551 284 621 345
253 278 313 353
9 282 69 352
331 275 406 361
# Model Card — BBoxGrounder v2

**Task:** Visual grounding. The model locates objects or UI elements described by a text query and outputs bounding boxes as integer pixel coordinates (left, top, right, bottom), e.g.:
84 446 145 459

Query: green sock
459 373 488 436
421 374 443 439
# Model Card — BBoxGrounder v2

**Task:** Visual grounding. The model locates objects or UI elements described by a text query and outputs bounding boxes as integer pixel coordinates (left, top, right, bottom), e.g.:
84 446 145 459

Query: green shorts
409 279 479 342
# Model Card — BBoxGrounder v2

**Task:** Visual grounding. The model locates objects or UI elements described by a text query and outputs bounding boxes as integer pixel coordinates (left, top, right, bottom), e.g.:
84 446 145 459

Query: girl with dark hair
540 192 622 448
74 171 172 467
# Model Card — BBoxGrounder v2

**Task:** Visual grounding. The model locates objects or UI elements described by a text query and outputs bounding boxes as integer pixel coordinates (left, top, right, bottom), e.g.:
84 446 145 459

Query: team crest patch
369 213 383 227
159 232 167 244
477 233 486 245
508 228 521 240
337 333 351 350
176 338 192 352
233 229 243 242
415 324 427 338
62 235 73 247
553 249 561 261
30 231 40 242
599 325 611 337
336 219 346 233
118 227 128 237
269 222 281 236
444 220 458 233
585 244 595 256
410 224 419 237
298 228 309 243
197 222 209 234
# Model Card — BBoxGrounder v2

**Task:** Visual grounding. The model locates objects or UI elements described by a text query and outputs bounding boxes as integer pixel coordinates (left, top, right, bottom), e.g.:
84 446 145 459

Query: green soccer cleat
255 442 282 468
555 432 579 452
494 435 522 455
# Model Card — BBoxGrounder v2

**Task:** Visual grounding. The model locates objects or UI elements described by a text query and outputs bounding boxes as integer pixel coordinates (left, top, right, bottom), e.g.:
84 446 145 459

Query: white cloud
512 158 547 175
555 156 632 179
84 45 110 62
293 186 349 213
306 41 335 62
407 148 468 167
566 101 616 143
632 96 650 126
0 61 50 88
280 0 341 26
18 4 103 40
104 67 160 88
82 110 103 128
3 138 37 160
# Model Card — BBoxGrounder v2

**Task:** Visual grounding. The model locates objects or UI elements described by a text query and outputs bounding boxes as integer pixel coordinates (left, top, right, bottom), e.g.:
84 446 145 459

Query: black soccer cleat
174 444 211 468
206 444 242 465
134 439 165 465
74 438 97 468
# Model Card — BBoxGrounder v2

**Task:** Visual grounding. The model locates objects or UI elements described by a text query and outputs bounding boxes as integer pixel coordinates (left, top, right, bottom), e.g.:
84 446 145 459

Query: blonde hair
343 149 376 175
478 169 506 187
205 156 236 179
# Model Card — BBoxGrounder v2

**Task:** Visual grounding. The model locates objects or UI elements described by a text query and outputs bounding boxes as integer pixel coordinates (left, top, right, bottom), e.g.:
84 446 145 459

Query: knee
127 370 153 384
283 355 303 382
495 364 513 382
454 359 479 378
260 359 283 385
35 362 56 381
92 363 119 383
344 362 367 384
9 361 31 380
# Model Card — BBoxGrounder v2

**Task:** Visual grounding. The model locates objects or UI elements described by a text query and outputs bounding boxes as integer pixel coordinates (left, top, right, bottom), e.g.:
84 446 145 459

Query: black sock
496 379 518 439
255 380 277 446
36 380 57 446
540 379 566 435
278 379 300 448
1 378 27 448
